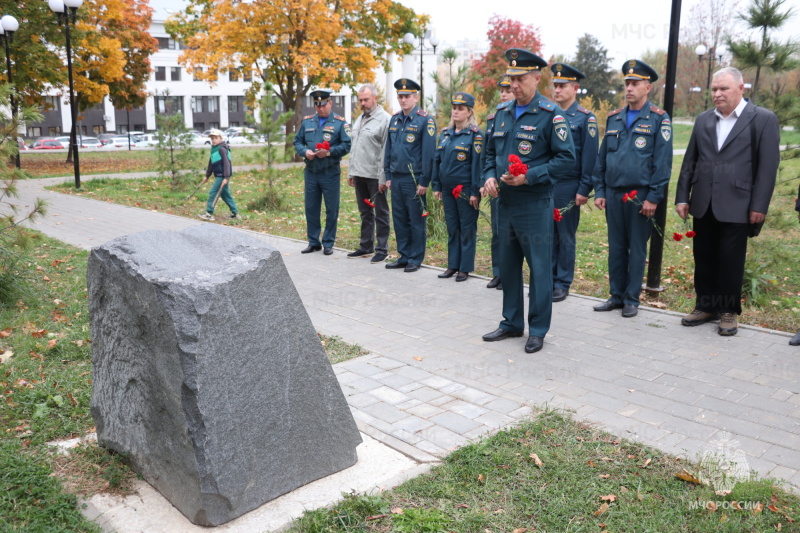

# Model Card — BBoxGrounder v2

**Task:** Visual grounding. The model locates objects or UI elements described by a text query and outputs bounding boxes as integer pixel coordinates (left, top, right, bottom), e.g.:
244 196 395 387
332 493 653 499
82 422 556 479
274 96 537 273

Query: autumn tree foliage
165 0 425 145
471 15 544 107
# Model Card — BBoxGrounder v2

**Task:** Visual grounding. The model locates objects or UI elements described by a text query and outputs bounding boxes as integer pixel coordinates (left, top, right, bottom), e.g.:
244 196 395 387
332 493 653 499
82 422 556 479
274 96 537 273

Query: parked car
98 133 117 146
182 132 204 145
55 136 72 149
226 131 255 144
80 137 103 148
108 136 140 148
137 133 159 147
16 137 27 150
30 138 64 150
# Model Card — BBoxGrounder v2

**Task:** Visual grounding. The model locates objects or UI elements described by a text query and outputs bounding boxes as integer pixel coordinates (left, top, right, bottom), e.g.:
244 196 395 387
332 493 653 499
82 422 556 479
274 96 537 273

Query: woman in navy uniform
432 92 483 282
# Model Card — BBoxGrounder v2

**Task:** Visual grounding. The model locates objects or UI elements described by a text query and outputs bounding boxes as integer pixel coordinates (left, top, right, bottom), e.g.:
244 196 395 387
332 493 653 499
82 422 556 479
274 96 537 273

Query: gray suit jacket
675 102 780 223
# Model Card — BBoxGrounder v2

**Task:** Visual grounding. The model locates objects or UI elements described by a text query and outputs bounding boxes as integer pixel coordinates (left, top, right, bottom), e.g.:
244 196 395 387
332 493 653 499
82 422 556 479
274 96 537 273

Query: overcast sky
396 0 800 65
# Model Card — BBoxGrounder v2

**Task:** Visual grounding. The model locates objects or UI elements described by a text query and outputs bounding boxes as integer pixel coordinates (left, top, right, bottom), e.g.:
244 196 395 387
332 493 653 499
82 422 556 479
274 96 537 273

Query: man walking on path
294 89 352 255
347 84 391 264
675 66 779 336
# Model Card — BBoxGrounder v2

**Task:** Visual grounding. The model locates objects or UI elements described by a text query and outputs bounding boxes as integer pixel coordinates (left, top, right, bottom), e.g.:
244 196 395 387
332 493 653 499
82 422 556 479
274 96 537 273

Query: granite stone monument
87 224 362 526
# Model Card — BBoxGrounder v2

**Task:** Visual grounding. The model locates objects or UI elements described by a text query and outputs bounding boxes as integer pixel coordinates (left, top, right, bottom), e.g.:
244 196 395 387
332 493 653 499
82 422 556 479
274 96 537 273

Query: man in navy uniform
293 89 352 255
593 60 673 317
384 78 437 272
482 49 576 354
550 63 598 302
482 75 515 290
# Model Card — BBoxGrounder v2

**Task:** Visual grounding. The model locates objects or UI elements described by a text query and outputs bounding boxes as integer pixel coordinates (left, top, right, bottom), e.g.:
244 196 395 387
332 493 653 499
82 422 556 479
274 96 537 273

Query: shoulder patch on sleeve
608 107 624 116
539 101 555 112
577 105 591 115
650 105 665 115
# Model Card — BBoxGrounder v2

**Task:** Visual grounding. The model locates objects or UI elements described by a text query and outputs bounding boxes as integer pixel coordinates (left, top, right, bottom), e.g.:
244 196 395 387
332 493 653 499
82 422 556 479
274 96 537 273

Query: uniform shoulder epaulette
333 113 346 121
486 112 495 121
416 109 429 117
498 100 514 110
608 107 624 116
392 111 402 117
469 124 480 133
577 105 591 115
650 105 665 115
538 100 555 112
303 114 315 120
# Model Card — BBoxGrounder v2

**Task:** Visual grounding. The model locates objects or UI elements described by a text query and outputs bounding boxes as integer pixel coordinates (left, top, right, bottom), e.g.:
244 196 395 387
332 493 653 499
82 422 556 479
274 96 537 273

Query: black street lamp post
49 0 83 189
402 30 439 110
0 15 20 169
694 44 726 109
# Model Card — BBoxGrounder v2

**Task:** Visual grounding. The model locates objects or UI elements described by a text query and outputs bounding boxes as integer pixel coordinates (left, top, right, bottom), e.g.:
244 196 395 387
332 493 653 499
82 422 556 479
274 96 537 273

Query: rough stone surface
87 224 362 526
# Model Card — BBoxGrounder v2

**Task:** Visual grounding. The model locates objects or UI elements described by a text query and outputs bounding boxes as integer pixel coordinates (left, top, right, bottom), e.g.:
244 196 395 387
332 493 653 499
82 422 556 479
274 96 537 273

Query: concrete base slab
81 433 430 532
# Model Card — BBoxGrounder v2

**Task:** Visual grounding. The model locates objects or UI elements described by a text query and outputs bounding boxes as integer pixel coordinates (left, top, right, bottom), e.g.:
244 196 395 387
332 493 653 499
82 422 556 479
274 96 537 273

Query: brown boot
718 312 738 336
681 309 717 327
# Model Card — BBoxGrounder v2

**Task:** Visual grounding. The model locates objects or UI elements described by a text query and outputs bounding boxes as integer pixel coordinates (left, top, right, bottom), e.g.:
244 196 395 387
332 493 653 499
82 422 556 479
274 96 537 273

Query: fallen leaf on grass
675 469 702 484
640 458 652 467
412 356 423 361
600 494 616 502
598 474 610 479
478 474 486 483
31 329 47 338
512 528 528 533
0 329 11 338
455 503 469 508
47 340 58 349
593 503 609 516
0 350 13 364
529 453 544 467
390 507 403 514
751 502 763 514
365 514 387 520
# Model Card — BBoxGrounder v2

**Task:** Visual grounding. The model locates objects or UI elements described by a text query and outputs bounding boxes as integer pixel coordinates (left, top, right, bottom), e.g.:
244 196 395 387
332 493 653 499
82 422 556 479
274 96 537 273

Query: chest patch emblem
406 133 416 143
323 133 332 141
456 151 467 161
518 140 532 155
635 136 647 149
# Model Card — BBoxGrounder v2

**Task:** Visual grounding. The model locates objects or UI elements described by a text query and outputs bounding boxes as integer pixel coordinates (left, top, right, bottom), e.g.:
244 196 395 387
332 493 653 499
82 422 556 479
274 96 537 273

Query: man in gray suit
675 66 780 336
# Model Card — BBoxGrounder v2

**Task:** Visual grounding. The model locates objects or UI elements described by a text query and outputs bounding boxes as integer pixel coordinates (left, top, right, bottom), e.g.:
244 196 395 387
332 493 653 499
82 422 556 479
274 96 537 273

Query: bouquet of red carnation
508 154 528 177
452 184 464 199
553 208 563 222
315 141 331 151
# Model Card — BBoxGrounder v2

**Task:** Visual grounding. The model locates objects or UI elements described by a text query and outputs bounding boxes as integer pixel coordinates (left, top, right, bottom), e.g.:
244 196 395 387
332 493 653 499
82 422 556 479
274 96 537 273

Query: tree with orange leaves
165 0 425 148
471 15 544 109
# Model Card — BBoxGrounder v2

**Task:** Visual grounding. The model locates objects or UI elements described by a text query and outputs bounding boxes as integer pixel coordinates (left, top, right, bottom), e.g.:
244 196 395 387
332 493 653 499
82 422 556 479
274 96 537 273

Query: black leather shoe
347 249 372 258
456 272 469 282
790 331 800 346
593 299 623 312
438 268 457 278
552 287 568 302
301 245 322 254
323 247 333 255
622 304 638 317
482 328 524 342
404 264 420 273
486 276 501 289
371 253 388 263
496 281 503 290
525 335 544 353
385 260 407 269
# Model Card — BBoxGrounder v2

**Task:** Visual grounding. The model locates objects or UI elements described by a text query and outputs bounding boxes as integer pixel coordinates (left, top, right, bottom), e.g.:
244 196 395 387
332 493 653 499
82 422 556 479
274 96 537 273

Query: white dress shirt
715 98 748 150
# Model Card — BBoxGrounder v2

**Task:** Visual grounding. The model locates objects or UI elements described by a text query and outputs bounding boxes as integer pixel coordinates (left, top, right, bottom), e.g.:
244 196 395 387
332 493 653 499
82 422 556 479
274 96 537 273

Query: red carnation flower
553 208 563 222
628 189 638 199
452 184 464 199
685 230 696 238
508 154 522 164
421 211 429 217
315 141 331 151
364 198 376 208
622 193 630 203
673 232 683 241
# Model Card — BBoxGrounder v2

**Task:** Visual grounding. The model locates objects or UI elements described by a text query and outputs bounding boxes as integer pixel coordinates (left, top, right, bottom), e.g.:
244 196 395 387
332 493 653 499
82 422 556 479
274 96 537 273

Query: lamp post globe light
402 30 439 110
694 43 727 110
1 14 20 169
49 0 84 189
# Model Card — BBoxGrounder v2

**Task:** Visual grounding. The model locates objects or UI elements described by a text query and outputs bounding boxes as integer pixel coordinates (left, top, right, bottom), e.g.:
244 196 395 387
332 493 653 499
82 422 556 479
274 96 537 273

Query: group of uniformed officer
293 48 672 354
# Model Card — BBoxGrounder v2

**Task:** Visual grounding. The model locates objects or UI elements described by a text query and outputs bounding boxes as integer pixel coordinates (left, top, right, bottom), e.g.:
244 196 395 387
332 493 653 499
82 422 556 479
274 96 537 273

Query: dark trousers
353 177 390 254
604 188 652 307
304 170 340 248
497 194 554 337
693 206 749 315
441 186 478 272
552 179 581 290
489 196 500 277
390 175 427 266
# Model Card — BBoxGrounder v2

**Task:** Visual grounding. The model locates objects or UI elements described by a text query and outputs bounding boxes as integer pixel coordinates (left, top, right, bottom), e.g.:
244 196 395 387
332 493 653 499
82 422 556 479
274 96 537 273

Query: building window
170 67 182 82
208 96 219 113
155 95 184 115
194 68 204 81
229 70 238 82
43 95 60 111
48 126 61 136
27 127 41 137
157 37 178 50
228 97 239 113
209 121 219 129
242 70 252 82
191 96 203 114
193 122 204 131
155 67 166 81
229 121 239 127
92 125 104 135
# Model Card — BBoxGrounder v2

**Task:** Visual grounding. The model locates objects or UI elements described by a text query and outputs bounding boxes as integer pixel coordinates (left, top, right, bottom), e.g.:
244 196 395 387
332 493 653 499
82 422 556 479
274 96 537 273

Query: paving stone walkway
14 172 800 493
